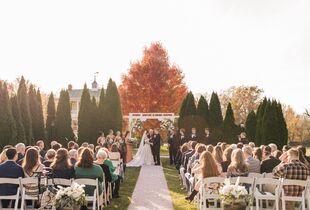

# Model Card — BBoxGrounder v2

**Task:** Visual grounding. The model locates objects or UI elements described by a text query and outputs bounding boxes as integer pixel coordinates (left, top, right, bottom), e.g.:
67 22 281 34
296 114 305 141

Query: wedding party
0 0 310 210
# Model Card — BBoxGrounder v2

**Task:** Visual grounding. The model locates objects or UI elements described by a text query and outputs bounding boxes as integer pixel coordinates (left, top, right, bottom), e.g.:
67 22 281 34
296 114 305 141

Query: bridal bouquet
219 178 250 208
54 182 87 209
144 139 152 145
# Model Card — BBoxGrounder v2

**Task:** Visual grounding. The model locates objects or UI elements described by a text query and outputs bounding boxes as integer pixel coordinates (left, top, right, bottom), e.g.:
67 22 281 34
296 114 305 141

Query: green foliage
11 95 26 144
98 87 105 133
222 103 238 143
55 90 74 145
245 110 257 142
17 76 33 145
90 96 100 143
102 79 123 134
184 92 196 116
178 93 188 120
36 90 45 140
209 92 223 141
46 92 56 144
261 100 279 145
276 102 288 148
255 98 267 145
0 83 17 147
196 96 210 129
78 84 93 143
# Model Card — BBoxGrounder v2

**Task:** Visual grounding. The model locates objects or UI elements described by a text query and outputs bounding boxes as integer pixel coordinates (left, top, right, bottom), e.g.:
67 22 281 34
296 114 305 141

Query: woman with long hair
75 148 103 195
186 151 220 202
221 147 233 173
213 145 223 164
227 149 249 177
51 148 75 179
22 147 44 196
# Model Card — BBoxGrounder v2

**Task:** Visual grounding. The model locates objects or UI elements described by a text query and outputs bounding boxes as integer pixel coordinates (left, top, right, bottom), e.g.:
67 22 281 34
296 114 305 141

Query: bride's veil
134 130 147 158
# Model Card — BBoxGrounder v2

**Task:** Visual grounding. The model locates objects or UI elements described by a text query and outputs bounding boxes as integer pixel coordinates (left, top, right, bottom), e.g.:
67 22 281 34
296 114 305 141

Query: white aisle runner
128 165 174 210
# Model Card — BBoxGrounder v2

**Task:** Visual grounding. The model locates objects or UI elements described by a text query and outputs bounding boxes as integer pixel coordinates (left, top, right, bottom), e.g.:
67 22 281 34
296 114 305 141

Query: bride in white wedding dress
127 131 155 167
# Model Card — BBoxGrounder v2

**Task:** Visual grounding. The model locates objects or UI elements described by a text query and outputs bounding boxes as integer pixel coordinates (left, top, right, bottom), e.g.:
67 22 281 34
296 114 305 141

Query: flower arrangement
54 182 87 209
218 178 250 207
160 119 174 130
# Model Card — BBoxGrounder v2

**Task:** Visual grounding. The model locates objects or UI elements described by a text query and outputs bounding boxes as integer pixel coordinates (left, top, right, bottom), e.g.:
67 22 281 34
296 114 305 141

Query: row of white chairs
198 174 310 210
0 177 104 210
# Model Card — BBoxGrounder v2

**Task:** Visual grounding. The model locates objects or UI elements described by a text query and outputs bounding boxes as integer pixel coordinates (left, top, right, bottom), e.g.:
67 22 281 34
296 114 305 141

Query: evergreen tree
255 98 267 145
29 85 44 141
102 79 123 134
11 95 26 143
0 82 17 147
91 96 100 144
46 92 57 143
17 76 33 145
209 92 223 141
196 96 210 127
261 100 279 145
98 87 105 133
245 110 257 142
78 84 93 143
55 90 74 145
36 89 45 140
276 102 288 148
222 103 238 143
178 93 189 128
184 92 196 116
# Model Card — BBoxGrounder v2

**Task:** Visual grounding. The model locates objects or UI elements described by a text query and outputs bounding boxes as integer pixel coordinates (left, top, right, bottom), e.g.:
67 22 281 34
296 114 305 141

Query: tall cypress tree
102 79 123 134
184 92 196 116
91 96 100 144
78 84 92 143
55 90 74 145
29 85 42 141
17 76 33 145
46 92 56 144
178 93 189 128
0 83 17 147
261 100 279 145
276 102 288 148
98 87 105 133
245 110 257 142
209 92 223 141
196 96 210 127
255 97 267 145
36 89 45 140
11 95 26 144
222 103 238 143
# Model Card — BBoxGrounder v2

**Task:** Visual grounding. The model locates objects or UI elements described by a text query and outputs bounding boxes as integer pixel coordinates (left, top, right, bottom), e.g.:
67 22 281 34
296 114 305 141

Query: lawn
105 167 141 210
162 158 198 210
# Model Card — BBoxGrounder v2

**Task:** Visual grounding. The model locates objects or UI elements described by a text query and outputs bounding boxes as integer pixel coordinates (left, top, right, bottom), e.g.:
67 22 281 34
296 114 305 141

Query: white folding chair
74 178 100 210
264 173 274 178
254 178 281 210
52 178 72 187
281 179 307 210
20 177 40 210
199 177 225 210
0 178 21 210
230 177 255 210
249 173 264 179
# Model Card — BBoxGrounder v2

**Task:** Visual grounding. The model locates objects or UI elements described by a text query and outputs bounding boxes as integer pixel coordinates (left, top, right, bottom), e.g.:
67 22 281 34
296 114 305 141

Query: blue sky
0 0 309 113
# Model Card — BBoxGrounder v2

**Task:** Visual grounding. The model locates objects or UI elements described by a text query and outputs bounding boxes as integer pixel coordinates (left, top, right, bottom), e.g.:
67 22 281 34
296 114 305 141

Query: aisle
128 165 174 210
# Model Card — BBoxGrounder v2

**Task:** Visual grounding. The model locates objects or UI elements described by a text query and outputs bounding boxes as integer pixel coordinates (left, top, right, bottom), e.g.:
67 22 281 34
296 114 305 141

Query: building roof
68 89 101 99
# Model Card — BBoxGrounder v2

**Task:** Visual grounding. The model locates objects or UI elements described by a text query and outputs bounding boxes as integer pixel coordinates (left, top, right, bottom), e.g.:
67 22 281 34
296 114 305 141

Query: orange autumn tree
119 42 188 116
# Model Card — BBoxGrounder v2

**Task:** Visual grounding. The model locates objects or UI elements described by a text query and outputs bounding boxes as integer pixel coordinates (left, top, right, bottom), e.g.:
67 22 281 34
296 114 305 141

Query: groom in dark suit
151 129 161 165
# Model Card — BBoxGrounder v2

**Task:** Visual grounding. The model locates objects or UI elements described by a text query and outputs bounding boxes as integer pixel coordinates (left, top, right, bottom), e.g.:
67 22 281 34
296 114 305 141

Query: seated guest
94 150 112 190
109 144 121 161
227 149 249 177
297 146 310 170
206 145 214 154
0 149 8 164
221 147 233 173
243 146 260 173
75 148 103 197
183 141 197 173
253 147 263 162
274 150 283 159
261 146 281 173
68 149 78 166
248 142 255 148
186 151 220 202
51 148 75 179
67 141 76 150
52 143 62 151
0 147 24 207
273 148 309 209
22 147 44 196
186 144 206 174
282 145 291 154
15 143 26 162
36 140 46 158
175 144 189 171
43 149 56 167
268 143 277 157
213 145 223 165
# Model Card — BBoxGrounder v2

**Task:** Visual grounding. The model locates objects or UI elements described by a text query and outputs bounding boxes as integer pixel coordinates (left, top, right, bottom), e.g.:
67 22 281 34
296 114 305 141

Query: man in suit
188 127 198 142
203 128 213 145
261 146 281 173
168 129 177 165
152 129 161 166
177 128 187 146
15 143 25 163
0 147 24 207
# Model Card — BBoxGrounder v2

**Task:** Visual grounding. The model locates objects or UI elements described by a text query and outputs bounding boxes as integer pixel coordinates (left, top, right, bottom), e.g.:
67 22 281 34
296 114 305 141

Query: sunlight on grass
105 167 141 210
162 158 198 210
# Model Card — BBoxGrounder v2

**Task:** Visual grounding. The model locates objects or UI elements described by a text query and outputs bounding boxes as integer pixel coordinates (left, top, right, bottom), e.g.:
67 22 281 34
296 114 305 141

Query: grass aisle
105 167 141 210
162 158 198 210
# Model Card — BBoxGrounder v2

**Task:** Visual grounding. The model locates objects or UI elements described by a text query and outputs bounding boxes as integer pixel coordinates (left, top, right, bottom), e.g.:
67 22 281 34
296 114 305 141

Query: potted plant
218 178 250 210
54 182 87 210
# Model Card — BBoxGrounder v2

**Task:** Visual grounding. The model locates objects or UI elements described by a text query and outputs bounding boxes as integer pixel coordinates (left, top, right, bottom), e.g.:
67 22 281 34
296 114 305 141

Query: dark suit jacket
187 133 198 142
168 134 177 150
260 156 281 173
0 160 24 195
152 134 161 150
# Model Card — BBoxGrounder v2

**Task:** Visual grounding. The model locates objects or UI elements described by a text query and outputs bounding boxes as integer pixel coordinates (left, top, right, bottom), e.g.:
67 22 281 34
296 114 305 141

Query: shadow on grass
105 167 141 210
162 158 198 210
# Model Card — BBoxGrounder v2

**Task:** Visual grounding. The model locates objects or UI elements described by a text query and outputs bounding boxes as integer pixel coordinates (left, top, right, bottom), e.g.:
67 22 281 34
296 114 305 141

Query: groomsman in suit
152 129 161 165
177 128 187 145
0 147 24 207
203 128 213 145
188 127 198 142
168 129 177 165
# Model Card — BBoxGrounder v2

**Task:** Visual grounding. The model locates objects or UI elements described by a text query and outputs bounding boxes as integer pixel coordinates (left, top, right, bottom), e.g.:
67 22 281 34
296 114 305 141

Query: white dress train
127 131 155 167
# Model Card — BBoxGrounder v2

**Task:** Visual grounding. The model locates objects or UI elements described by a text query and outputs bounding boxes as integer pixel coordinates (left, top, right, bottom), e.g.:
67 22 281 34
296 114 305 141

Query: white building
68 78 101 135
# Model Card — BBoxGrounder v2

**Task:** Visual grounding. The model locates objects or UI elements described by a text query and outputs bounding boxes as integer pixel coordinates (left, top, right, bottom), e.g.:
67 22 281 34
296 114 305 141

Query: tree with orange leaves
119 42 188 115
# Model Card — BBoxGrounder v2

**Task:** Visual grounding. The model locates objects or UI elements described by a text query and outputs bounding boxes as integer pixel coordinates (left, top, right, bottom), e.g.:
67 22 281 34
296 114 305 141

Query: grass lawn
105 167 141 210
162 158 198 210
161 145 169 156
